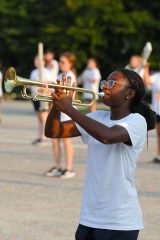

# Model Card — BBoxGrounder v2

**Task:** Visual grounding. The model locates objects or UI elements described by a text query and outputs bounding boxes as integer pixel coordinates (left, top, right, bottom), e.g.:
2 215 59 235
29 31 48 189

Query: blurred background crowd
1 0 160 176
0 0 160 76
0 2 160 239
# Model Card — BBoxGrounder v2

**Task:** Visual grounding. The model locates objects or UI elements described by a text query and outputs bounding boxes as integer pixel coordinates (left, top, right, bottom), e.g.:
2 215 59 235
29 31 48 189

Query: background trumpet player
125 42 152 89
126 55 150 86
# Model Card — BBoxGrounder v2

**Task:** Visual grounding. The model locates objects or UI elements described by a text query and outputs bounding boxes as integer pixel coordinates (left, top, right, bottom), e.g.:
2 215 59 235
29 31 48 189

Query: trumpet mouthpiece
98 92 105 97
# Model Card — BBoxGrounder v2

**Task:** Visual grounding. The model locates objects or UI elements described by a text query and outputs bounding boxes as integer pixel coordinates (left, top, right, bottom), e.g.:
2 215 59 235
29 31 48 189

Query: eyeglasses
100 79 131 90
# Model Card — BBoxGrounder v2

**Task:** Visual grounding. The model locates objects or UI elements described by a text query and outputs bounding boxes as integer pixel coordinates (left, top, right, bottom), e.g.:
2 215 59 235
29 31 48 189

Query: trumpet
4 67 105 107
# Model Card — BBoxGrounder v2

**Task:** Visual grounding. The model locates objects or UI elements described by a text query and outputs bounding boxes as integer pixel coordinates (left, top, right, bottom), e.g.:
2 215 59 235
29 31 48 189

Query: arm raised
66 107 131 145
45 105 81 139
45 80 130 145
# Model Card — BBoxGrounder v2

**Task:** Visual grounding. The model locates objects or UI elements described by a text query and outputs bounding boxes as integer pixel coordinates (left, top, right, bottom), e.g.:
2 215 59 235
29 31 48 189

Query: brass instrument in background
141 42 152 67
4 67 104 107
125 42 152 73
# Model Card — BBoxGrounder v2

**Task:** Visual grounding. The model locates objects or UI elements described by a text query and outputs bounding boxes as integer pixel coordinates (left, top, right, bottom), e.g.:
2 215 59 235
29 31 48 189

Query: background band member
45 69 155 240
46 52 76 179
79 58 101 112
0 62 3 123
30 55 52 145
147 70 160 163
126 55 150 86
44 49 59 83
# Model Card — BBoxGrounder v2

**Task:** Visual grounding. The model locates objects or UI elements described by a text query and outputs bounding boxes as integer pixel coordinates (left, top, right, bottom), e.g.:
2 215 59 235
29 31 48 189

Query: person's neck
62 70 70 74
110 107 131 120
46 60 53 64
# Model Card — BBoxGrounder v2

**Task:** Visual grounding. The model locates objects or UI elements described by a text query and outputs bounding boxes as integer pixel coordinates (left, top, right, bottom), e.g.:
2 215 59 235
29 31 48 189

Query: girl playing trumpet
45 69 155 240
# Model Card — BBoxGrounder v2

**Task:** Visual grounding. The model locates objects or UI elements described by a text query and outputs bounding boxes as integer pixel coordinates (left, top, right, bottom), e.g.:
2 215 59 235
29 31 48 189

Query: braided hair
118 69 156 131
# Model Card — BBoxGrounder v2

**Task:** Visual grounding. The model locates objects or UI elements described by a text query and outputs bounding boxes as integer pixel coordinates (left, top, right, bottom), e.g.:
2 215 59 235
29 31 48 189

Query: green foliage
0 0 160 78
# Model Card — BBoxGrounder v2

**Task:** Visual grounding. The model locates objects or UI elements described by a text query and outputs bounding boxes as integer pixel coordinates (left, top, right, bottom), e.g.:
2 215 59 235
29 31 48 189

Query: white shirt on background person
29 68 52 97
150 72 160 116
125 65 145 80
0 71 3 98
58 70 76 122
46 59 59 83
80 68 101 100
58 70 76 83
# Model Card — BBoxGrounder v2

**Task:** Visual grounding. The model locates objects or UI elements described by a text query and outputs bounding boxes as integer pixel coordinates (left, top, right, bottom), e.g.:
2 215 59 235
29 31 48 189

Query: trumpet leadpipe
4 67 105 106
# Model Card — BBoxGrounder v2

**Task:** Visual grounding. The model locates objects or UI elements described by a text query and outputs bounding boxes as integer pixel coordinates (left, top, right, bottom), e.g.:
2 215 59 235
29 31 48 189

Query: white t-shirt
46 59 59 83
58 71 76 122
151 72 160 115
125 66 145 80
30 68 52 96
0 71 3 97
58 70 76 83
76 110 147 230
80 68 101 100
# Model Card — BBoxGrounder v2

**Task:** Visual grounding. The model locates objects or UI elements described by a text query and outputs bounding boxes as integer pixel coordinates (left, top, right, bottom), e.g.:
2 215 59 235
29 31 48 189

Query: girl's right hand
55 74 76 97
51 75 76 114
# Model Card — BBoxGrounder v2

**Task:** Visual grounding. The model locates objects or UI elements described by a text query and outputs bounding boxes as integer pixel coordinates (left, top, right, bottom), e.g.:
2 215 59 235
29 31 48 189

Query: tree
0 0 160 79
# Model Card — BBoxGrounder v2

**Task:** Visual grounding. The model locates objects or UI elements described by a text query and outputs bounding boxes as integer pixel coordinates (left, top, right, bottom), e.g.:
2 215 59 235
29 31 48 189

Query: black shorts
75 224 139 240
32 100 49 112
156 114 160 123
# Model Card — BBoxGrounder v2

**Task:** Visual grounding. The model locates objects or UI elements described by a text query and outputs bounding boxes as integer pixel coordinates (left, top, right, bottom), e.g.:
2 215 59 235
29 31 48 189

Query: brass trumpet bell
5 67 104 106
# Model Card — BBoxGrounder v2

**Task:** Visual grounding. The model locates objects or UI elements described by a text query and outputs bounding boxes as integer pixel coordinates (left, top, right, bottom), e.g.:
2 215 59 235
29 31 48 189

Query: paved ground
0 100 160 240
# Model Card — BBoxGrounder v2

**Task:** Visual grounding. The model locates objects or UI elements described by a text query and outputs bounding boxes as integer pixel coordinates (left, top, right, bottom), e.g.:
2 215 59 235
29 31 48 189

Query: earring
125 96 129 99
